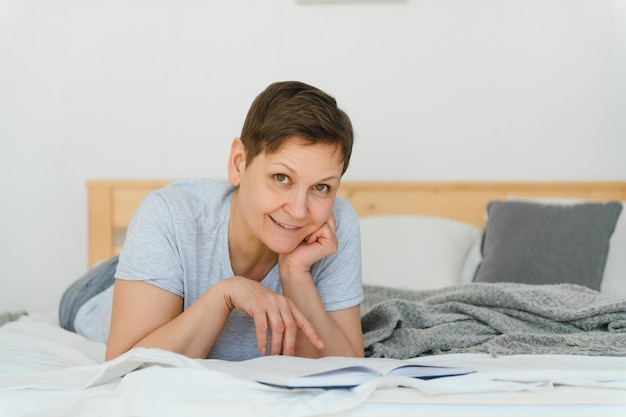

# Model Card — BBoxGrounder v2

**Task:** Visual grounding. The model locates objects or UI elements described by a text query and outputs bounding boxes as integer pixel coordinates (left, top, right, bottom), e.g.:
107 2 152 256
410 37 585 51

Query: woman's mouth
270 216 299 230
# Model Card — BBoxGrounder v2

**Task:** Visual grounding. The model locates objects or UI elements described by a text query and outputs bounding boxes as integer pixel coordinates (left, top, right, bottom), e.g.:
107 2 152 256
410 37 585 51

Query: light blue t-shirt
77 179 363 361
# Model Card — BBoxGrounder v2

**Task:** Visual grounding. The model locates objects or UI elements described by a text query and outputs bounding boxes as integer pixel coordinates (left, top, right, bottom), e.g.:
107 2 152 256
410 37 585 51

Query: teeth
271 216 299 230
278 222 297 230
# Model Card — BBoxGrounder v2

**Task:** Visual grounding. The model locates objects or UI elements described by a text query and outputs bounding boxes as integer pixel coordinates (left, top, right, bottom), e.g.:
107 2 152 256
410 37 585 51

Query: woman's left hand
279 215 338 275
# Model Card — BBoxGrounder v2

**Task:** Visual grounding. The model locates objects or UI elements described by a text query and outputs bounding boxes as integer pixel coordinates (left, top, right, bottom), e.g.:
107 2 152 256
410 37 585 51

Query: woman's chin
267 238 304 255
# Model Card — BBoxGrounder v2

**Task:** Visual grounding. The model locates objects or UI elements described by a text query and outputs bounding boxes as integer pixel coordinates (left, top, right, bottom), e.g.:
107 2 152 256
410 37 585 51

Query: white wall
1 0 625 314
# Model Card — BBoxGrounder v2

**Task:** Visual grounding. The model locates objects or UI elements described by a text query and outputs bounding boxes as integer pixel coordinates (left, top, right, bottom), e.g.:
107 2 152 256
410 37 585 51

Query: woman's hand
222 277 324 356
273 215 362 358
279 215 339 276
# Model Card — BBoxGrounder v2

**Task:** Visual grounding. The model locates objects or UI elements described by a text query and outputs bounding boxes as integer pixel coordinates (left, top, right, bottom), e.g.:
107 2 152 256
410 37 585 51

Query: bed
2 180 626 417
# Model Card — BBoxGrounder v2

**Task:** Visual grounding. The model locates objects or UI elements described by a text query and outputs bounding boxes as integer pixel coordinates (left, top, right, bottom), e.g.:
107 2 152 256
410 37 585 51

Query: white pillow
459 238 482 284
459 198 626 297
359 215 482 291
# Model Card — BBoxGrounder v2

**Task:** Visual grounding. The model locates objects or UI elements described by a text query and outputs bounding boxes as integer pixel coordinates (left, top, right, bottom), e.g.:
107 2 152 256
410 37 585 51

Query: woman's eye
274 174 289 184
314 184 330 192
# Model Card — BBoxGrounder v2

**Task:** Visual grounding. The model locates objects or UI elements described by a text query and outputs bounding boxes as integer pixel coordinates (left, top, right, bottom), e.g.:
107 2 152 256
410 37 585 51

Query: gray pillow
473 201 623 290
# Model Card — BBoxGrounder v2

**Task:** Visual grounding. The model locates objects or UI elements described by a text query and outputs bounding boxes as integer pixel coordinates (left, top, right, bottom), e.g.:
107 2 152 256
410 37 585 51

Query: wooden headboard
86 180 626 268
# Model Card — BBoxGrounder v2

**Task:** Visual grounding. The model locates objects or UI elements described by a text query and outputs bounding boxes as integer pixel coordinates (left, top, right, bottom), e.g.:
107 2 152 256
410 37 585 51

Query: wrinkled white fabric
1 316 626 417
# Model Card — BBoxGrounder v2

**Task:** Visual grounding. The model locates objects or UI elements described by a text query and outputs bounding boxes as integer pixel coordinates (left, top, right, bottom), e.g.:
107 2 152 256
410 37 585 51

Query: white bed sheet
1 315 625 417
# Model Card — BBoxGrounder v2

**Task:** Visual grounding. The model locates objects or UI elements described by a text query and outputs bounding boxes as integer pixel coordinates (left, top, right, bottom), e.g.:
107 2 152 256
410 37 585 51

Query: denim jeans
58 256 118 332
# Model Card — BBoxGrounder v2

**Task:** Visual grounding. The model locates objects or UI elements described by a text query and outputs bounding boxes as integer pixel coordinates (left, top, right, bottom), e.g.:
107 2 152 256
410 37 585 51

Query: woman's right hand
106 276 324 361
221 277 324 356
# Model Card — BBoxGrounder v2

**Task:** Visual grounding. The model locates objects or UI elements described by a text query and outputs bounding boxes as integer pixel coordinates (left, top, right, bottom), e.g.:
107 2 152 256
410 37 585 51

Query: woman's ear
227 138 246 186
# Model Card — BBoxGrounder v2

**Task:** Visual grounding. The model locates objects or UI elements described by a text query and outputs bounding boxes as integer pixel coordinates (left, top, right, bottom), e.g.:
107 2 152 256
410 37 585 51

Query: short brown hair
240 81 353 175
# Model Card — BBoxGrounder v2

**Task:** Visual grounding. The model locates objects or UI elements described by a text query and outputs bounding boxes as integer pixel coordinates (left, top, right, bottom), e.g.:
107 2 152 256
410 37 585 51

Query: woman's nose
284 188 308 219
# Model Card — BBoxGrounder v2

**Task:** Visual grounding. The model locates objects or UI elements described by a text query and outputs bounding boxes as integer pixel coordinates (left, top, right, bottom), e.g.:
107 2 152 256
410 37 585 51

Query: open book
210 355 474 389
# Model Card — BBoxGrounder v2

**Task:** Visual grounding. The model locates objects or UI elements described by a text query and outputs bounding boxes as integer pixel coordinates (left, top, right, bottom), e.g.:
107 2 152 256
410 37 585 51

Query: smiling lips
270 216 300 231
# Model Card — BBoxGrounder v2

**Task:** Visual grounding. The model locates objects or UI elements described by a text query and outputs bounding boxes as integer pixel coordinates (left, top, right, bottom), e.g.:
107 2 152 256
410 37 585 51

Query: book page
205 355 473 388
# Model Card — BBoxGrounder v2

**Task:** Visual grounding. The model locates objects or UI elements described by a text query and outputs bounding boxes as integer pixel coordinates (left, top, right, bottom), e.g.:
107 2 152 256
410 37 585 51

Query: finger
306 223 329 245
252 310 270 356
289 301 324 350
305 215 336 246
278 309 299 356
266 306 285 356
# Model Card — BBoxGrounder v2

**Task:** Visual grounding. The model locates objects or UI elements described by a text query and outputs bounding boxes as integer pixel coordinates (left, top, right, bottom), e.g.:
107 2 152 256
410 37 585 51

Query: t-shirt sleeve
312 197 364 311
115 191 185 297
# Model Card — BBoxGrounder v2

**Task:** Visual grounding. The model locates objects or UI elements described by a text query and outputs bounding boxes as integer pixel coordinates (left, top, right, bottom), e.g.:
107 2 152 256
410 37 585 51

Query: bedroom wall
1 0 625 314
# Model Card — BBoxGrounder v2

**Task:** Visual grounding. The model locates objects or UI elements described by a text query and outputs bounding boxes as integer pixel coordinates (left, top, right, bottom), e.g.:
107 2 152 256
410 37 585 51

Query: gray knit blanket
361 283 626 358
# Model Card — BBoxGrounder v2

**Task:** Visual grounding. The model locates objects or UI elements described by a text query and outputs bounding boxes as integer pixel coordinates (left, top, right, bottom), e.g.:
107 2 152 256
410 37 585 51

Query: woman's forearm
279 268 363 358
106 280 233 361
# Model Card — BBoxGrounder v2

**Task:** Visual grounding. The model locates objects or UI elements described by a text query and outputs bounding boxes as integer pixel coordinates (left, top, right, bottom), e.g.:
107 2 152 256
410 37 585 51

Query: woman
60 81 364 361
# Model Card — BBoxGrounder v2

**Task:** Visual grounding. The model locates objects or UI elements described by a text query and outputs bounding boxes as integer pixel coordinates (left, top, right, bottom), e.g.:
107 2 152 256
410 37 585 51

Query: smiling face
228 136 344 256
